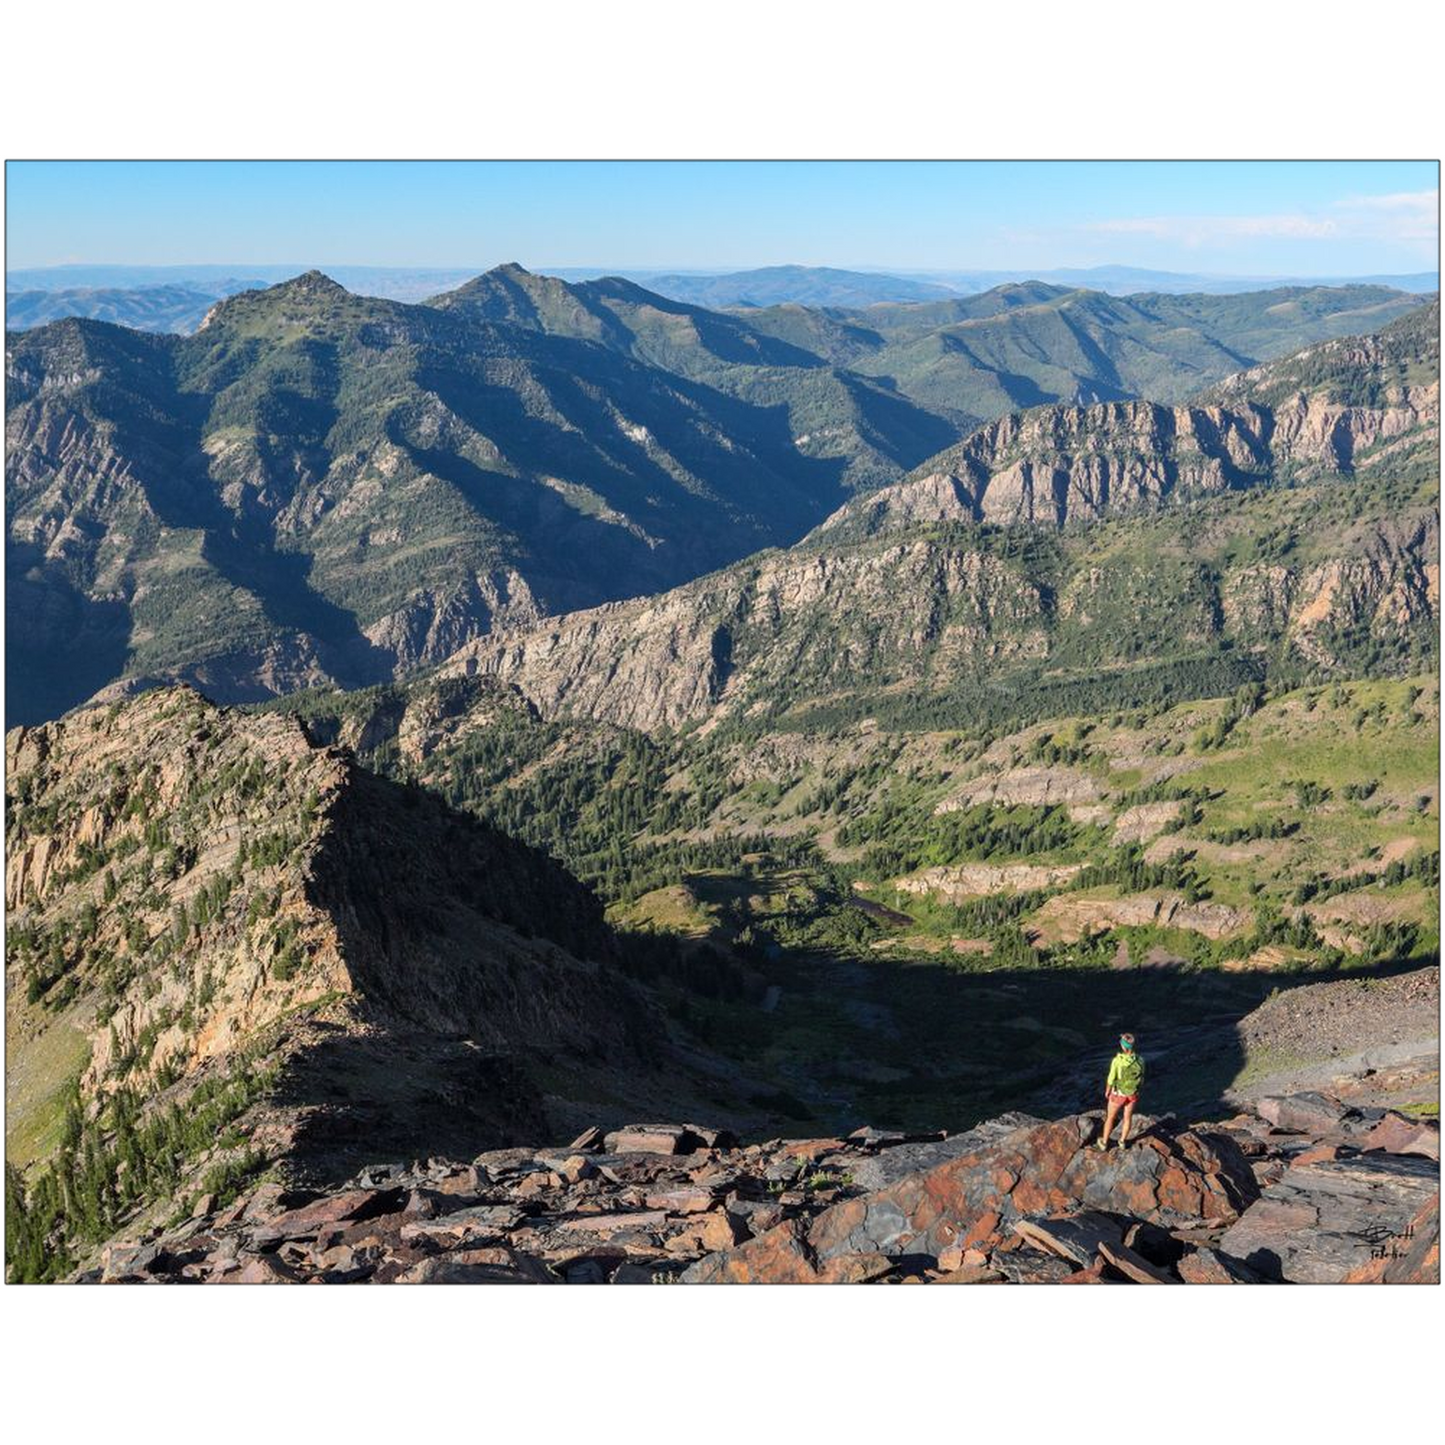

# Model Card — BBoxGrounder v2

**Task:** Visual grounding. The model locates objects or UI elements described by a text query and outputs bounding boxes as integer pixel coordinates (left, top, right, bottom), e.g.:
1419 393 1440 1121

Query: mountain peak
276 268 349 296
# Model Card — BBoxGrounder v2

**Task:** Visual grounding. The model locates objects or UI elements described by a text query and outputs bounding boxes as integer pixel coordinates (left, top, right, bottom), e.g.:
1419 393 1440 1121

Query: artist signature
1362 1223 1416 1259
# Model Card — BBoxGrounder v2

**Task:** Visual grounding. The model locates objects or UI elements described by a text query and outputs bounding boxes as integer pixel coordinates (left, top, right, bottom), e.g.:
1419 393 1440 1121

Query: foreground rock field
100 1066 1438 1284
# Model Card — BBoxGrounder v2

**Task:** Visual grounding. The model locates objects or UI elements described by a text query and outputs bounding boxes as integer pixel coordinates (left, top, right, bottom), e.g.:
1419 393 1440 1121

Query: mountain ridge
6 270 1433 727
434 309 1439 733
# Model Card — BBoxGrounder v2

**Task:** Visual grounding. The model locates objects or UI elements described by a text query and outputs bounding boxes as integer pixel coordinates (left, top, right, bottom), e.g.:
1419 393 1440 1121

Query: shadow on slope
669 926 1436 1140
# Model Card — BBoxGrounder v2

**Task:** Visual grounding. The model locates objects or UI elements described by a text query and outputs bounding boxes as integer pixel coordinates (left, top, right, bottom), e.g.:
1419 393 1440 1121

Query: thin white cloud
1087 214 1337 242
1079 191 1437 250
1340 189 1437 213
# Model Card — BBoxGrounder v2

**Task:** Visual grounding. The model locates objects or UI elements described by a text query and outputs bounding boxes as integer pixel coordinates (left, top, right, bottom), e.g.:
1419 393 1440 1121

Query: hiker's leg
1100 1096 1120 1145
1119 1100 1136 1146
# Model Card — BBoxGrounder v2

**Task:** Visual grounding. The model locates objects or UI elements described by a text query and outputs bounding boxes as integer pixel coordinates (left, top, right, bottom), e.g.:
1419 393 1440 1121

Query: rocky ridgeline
99 1094 1438 1285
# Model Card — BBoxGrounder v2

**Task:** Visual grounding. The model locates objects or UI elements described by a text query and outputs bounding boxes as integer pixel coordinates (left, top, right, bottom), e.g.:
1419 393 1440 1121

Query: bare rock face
430 481 1435 738
796 1114 1257 1267
893 863 1082 905
945 766 1102 810
1217 1154 1439 1283
819 311 1440 543
1027 892 1251 946
441 539 1051 732
361 569 542 675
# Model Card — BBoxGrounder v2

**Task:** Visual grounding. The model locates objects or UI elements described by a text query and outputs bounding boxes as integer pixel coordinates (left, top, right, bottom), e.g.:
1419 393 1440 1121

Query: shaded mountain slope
5 273 856 724
6 270 1430 728
3 687 678 1275
429 265 962 491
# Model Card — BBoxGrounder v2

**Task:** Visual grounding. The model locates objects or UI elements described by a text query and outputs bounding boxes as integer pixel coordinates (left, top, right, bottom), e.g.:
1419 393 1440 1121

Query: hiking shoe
1093 1140 1108 1152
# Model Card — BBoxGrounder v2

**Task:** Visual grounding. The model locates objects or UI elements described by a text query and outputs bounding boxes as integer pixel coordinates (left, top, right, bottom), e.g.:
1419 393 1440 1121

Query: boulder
645 1185 719 1215
555 1209 667 1236
1356 1112 1440 1161
246 1187 405 1245
845 1113 1046 1192
1255 1092 1353 1137
680 1219 822 1284
603 1125 708 1155
1176 1247 1264 1284
989 1249 1080 1284
557 1155 597 1184
398 1204 524 1242
1011 1211 1126 1267
396 1252 552 1284
803 1114 1255 1267
100 1241 162 1282
1218 1153 1439 1282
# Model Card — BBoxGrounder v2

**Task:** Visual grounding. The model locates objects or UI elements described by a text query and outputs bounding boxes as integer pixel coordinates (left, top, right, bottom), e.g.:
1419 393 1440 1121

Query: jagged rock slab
1218 1154 1440 1283
845 1113 1046 1192
1012 1211 1126 1267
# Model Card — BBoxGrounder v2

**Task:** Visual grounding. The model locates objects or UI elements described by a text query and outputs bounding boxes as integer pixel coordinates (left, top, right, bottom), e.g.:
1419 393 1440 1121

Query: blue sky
6 160 1438 275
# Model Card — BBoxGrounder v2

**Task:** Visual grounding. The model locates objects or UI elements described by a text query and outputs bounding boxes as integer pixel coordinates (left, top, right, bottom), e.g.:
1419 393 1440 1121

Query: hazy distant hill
6 281 260 335
634 265 959 308
918 265 1440 296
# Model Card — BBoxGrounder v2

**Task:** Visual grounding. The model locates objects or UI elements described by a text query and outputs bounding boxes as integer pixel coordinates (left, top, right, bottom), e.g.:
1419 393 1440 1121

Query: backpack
1113 1051 1144 1094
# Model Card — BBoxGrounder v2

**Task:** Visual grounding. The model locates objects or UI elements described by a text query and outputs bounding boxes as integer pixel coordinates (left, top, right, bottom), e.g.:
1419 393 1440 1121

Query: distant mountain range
4 262 1439 1289
5 264 1433 725
906 265 1440 298
621 265 960 308
5 280 263 335
9 262 1438 332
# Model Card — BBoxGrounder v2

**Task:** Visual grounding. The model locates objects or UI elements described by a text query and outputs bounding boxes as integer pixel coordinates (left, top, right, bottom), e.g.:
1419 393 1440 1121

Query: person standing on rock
1096 1033 1144 1151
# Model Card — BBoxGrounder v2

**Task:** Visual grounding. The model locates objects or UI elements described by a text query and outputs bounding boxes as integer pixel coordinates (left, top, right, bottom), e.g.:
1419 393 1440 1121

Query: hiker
1096 1032 1144 1151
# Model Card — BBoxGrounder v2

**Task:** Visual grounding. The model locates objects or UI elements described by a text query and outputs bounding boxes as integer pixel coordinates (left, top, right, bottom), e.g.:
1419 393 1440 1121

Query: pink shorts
1107 1090 1138 1107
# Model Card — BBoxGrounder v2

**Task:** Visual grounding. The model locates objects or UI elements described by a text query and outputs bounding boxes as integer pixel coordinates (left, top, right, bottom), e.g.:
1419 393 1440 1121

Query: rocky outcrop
814 400 1272 537
1026 892 1252 946
819 304 1440 544
1216 1153 1438 1283
441 539 1051 732
893 862 1083 903
431 452 1436 737
92 1064 1444 1284
361 569 543 674
941 765 1102 810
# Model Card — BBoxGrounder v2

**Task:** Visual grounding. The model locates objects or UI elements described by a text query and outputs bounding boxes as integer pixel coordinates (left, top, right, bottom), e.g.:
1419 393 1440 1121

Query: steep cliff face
440 537 1058 732
814 391 1436 541
5 688 654 1245
813 305 1439 543
438 490 1437 734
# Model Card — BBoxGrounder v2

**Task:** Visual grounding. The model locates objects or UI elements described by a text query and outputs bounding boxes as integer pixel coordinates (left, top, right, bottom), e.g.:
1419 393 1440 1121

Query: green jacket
1107 1050 1144 1096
